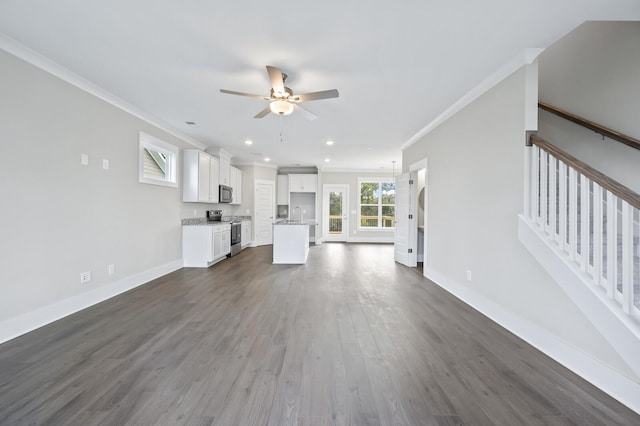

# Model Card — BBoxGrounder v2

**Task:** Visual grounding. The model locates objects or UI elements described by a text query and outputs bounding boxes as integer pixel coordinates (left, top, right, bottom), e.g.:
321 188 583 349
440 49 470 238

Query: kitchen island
273 221 309 264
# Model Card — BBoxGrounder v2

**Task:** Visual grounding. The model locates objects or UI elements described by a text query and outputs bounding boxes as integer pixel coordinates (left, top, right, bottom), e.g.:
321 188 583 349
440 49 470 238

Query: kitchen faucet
293 206 303 222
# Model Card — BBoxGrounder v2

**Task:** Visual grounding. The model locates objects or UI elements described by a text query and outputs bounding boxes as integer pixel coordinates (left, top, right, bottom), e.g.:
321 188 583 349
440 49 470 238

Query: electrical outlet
466 270 472 281
80 271 91 284
108 264 115 276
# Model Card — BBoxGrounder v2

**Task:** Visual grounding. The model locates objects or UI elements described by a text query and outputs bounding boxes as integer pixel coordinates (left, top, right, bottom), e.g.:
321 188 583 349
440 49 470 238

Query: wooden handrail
530 134 640 210
538 101 640 152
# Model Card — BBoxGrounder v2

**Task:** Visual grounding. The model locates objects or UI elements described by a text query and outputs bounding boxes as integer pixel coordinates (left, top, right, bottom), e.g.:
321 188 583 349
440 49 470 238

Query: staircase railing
538 101 640 151
525 134 640 323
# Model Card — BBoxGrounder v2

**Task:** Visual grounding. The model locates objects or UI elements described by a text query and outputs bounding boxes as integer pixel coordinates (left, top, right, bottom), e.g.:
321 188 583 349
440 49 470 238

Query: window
358 178 395 229
138 132 178 187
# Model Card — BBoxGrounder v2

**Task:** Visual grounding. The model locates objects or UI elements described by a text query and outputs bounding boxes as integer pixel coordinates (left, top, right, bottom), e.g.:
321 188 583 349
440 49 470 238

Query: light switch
81 154 89 165
102 159 109 170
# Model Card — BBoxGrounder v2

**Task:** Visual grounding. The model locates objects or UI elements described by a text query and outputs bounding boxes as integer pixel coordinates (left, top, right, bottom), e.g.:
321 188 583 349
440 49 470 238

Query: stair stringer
518 214 640 378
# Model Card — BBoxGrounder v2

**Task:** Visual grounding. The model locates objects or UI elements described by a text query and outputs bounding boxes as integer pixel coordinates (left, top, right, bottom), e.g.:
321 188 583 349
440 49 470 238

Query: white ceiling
1 1 639 171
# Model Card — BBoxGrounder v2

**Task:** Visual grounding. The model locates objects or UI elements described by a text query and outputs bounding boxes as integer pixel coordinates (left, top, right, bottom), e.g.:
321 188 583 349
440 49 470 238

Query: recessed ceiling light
367 147 374 150
185 121 197 125
264 157 271 162
324 158 331 162
245 140 253 145
326 140 334 146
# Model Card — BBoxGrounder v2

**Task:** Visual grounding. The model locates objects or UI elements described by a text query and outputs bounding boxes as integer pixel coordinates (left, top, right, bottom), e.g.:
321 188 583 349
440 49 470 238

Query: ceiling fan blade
254 106 272 118
266 65 285 96
292 89 339 102
293 104 318 121
220 89 267 100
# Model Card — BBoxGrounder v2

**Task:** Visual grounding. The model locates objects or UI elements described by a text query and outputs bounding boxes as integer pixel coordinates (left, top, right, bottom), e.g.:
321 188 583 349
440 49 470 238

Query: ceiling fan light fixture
269 100 294 116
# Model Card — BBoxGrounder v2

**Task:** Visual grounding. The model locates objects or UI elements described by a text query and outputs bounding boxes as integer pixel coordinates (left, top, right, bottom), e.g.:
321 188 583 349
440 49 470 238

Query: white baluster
531 145 540 222
540 151 548 232
568 167 578 262
592 183 603 285
524 145 531 219
606 192 617 298
558 161 568 254
621 200 633 314
549 155 557 241
580 175 589 272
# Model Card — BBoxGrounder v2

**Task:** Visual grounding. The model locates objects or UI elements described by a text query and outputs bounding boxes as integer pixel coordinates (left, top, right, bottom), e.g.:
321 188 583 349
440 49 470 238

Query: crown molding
0 33 206 150
401 47 545 151
232 161 278 169
320 168 395 174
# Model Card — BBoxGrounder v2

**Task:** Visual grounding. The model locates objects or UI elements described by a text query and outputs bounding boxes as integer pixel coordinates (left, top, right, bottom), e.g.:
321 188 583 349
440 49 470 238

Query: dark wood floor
1 244 638 425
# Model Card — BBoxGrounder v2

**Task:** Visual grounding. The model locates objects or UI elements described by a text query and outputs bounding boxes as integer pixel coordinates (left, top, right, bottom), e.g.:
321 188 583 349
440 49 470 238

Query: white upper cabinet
208 148 232 187
219 155 230 186
289 174 317 193
183 150 213 203
197 152 210 202
277 175 289 204
209 156 219 203
230 166 242 204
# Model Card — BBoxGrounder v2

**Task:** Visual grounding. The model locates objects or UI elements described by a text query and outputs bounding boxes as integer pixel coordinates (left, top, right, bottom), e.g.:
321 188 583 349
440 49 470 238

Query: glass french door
323 185 349 242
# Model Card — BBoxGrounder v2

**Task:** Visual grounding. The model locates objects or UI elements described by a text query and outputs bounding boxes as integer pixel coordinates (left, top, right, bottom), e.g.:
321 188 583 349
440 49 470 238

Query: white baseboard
424 266 640 415
0 259 183 345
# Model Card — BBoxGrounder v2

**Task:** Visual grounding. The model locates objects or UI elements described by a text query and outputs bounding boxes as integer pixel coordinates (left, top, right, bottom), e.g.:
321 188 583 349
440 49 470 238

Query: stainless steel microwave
219 185 233 203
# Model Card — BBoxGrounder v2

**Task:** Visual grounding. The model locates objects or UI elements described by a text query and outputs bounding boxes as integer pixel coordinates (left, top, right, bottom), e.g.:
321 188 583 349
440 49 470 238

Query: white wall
403 66 639 381
321 171 395 242
537 21 640 193
0 49 199 341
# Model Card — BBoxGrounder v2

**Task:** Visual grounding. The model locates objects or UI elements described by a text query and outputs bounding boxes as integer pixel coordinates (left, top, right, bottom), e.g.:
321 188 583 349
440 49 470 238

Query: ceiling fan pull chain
280 115 284 143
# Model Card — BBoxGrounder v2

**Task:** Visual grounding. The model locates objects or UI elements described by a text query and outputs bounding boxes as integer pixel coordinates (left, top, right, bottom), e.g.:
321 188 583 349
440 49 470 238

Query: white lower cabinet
213 224 231 259
241 220 251 248
183 223 230 267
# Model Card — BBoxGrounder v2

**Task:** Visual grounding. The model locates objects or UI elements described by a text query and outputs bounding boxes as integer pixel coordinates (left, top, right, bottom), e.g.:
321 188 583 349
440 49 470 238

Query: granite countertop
222 215 252 222
182 218 229 226
182 216 251 226
274 220 310 226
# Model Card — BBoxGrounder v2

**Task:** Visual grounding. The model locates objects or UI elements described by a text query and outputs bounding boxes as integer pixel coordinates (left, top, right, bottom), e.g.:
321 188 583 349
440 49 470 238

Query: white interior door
255 180 275 246
394 172 417 267
323 184 349 242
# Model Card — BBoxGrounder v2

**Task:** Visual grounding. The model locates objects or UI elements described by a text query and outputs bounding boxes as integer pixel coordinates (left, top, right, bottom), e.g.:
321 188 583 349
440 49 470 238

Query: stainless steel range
229 221 242 256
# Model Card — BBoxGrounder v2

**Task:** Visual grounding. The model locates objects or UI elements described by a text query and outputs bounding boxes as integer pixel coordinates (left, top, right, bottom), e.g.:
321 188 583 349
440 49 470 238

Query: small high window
138 132 178 187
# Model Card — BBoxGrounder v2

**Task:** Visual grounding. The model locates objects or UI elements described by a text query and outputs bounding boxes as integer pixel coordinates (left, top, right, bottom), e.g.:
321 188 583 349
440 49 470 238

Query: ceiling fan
220 66 339 120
